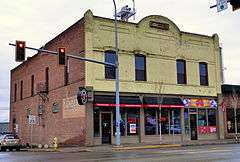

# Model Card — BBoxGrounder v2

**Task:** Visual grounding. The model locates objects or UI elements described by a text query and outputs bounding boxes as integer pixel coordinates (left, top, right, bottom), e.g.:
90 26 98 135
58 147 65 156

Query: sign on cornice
149 21 169 30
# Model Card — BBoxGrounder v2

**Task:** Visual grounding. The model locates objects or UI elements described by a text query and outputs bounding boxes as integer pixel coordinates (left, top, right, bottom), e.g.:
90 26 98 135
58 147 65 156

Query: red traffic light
58 47 66 65
15 40 26 62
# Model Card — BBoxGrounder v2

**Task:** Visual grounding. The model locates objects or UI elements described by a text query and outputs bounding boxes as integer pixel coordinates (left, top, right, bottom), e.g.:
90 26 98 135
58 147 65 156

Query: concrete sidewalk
24 139 238 153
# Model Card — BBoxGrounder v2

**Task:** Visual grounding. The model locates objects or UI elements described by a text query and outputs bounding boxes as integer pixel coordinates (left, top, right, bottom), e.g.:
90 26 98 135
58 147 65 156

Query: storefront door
190 114 198 140
101 113 112 144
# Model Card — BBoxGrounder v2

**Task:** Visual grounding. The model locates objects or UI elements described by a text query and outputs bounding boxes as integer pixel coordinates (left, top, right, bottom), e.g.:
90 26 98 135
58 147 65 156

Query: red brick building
10 16 86 146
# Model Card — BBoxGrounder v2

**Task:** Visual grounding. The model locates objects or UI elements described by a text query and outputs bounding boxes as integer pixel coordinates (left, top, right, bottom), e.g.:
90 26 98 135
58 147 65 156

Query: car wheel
1 147 6 152
16 147 20 151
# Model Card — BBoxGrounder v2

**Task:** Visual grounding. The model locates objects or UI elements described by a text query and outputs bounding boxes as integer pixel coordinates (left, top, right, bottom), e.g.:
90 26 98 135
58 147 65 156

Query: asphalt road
1 144 240 162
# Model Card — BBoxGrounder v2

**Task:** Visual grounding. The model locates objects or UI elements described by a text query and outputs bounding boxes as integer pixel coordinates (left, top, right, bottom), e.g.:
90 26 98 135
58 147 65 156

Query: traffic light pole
9 43 116 67
9 43 58 55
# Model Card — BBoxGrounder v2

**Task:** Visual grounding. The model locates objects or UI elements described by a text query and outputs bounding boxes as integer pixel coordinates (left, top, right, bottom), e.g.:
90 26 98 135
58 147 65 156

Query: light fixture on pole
112 0 136 146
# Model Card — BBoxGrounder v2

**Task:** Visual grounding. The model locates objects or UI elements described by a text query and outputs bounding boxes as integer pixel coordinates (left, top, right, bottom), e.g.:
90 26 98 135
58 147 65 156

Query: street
0 144 240 162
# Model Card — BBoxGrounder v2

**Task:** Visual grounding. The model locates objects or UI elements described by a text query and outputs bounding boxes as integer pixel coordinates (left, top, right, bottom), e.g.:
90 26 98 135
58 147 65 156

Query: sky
0 0 240 122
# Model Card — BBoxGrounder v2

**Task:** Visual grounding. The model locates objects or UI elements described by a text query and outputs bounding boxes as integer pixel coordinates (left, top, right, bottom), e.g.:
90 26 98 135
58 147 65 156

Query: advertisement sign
28 115 37 125
129 124 136 134
183 98 217 108
198 126 217 134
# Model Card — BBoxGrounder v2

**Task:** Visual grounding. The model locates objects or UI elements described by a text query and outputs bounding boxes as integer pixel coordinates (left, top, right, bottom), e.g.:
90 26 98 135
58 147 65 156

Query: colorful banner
183 98 217 108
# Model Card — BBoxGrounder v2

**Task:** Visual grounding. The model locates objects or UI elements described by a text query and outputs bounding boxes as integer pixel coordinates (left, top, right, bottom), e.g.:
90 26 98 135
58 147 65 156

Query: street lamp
112 0 136 146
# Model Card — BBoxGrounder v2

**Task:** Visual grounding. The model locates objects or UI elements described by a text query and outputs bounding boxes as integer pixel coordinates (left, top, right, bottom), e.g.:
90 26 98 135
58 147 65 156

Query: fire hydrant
53 137 58 151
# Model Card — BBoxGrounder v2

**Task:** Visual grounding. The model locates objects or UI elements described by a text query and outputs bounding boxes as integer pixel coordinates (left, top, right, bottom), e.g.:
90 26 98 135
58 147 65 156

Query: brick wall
10 18 87 146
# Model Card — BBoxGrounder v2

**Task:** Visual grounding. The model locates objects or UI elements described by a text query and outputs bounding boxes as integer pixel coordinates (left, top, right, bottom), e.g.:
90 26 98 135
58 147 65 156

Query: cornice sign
149 21 169 30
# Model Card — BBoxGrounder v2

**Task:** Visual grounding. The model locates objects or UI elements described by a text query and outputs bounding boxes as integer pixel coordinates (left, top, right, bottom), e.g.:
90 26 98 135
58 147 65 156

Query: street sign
28 115 37 125
217 0 228 12
77 87 88 105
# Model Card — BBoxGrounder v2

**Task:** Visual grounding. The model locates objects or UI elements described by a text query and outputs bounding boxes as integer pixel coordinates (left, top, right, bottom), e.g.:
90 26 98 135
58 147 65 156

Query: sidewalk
24 139 238 153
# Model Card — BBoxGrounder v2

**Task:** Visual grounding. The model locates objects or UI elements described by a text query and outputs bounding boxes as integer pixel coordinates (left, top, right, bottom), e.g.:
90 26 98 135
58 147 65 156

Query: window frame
176 59 187 84
45 67 49 91
135 54 146 81
20 80 23 100
199 62 209 86
104 51 116 79
31 75 34 96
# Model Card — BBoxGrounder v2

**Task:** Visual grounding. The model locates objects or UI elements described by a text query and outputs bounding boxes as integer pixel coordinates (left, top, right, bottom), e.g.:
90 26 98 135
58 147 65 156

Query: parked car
0 133 21 151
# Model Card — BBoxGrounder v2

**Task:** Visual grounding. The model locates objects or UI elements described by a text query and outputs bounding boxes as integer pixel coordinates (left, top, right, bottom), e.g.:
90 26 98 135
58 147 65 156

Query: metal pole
9 43 58 55
30 124 33 148
172 110 175 144
113 0 121 146
234 107 238 143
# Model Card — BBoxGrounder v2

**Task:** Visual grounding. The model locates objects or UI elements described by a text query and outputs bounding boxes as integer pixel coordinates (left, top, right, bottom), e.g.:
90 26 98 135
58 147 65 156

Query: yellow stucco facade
84 10 221 97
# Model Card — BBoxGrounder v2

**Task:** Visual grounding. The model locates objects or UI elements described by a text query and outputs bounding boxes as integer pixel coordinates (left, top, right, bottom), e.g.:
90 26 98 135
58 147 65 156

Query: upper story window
176 59 187 84
14 83 17 102
135 54 146 81
45 67 49 91
199 62 208 86
105 51 116 79
20 81 23 100
31 75 34 96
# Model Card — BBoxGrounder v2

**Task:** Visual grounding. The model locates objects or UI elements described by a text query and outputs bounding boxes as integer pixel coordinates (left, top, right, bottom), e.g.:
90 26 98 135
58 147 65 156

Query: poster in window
130 123 136 134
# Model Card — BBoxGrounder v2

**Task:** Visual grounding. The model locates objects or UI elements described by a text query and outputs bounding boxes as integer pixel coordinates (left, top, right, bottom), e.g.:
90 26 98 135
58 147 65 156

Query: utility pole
112 0 136 146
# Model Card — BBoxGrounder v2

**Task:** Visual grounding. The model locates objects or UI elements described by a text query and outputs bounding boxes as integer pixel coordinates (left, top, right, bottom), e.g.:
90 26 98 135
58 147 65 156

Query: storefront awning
94 95 184 108
94 95 142 107
143 97 184 108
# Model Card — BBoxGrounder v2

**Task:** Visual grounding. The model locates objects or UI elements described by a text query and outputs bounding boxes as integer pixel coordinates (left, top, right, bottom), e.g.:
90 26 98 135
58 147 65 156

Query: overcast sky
0 0 239 122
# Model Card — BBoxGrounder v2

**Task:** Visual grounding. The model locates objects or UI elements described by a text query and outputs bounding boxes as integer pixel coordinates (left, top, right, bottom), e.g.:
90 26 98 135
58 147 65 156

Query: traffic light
230 0 240 11
58 47 65 65
15 41 26 62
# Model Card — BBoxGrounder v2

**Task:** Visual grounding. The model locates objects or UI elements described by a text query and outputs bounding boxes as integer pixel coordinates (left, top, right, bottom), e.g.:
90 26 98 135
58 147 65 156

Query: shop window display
208 109 216 126
113 109 126 136
145 109 157 135
198 109 207 126
127 109 139 135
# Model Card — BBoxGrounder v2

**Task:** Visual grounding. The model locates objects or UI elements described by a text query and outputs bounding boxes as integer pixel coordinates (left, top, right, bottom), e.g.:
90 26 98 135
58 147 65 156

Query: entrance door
101 113 112 144
190 114 198 140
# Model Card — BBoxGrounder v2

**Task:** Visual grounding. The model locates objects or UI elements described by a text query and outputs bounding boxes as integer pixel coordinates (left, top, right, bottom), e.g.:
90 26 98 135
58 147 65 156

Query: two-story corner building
10 10 223 146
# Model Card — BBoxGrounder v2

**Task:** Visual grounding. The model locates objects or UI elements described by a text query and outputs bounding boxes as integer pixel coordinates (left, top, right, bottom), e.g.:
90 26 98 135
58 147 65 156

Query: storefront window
158 108 169 134
170 109 181 134
208 109 216 126
127 109 139 135
184 108 190 135
198 109 207 126
113 109 126 136
145 109 157 135
227 108 235 133
93 108 100 137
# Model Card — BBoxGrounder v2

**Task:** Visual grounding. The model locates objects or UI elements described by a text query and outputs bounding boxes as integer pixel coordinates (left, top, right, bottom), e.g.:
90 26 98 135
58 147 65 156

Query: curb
23 148 92 153
113 144 181 151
